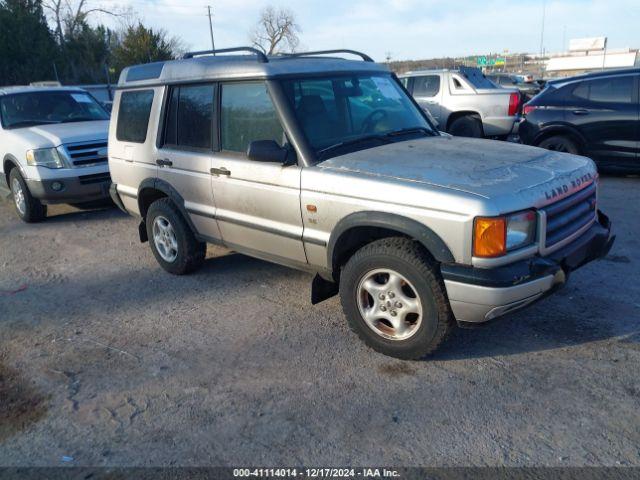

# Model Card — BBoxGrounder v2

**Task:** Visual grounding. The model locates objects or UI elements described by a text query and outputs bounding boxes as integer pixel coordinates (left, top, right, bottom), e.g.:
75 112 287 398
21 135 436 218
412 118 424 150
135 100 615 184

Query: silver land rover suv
109 48 614 359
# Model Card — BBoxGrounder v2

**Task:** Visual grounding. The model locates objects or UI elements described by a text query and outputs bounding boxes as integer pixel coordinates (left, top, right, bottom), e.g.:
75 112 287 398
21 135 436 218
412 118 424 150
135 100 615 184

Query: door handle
572 109 589 115
210 167 231 176
156 158 173 167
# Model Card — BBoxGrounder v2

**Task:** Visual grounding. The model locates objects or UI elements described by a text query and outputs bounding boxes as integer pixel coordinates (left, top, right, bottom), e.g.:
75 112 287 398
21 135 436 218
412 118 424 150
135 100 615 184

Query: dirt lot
0 176 638 467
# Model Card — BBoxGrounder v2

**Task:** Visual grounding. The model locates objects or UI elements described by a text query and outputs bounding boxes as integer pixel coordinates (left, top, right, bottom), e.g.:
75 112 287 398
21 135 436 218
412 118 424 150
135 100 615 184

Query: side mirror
247 140 289 164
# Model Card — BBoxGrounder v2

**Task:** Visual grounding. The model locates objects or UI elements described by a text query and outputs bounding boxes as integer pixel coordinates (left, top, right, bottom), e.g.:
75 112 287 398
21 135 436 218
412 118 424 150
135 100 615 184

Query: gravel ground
0 176 638 468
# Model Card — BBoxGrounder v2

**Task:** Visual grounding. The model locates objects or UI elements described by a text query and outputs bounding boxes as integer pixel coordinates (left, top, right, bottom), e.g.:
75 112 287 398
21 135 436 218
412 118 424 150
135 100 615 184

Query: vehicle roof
548 67 640 86
118 54 389 87
0 86 86 96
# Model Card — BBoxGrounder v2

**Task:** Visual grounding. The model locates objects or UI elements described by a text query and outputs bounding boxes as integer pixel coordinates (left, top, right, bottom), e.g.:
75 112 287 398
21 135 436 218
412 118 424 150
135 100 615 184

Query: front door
211 81 306 264
567 73 638 169
156 83 221 241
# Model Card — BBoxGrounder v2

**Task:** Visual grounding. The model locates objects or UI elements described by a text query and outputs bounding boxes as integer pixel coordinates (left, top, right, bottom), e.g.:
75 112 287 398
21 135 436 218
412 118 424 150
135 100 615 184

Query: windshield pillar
266 80 317 167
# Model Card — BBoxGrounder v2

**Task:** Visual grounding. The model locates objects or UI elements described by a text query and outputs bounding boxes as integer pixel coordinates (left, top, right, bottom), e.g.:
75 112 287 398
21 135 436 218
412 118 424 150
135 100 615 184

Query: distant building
537 37 638 78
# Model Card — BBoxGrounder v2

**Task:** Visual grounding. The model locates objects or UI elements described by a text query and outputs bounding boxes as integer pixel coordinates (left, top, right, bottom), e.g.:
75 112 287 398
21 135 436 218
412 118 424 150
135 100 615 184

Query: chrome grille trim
62 140 108 167
539 182 597 254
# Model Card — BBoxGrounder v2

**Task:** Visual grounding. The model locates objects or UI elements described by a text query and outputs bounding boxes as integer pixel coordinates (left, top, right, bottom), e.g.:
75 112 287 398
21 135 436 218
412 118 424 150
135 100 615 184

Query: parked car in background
109 48 613 359
519 68 639 173
485 73 541 99
400 67 521 139
0 86 111 222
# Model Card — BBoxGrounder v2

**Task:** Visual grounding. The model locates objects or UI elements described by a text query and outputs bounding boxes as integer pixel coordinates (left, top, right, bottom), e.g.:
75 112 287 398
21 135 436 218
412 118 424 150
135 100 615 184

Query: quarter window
413 75 440 97
572 76 634 104
116 90 154 143
163 84 215 150
221 82 284 154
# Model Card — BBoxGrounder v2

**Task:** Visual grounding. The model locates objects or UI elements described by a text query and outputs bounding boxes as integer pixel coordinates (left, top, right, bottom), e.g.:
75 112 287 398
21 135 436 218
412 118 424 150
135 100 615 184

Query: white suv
0 86 111 222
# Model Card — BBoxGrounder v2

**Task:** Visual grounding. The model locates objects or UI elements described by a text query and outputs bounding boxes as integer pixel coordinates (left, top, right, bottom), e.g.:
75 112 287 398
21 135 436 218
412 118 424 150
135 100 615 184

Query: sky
96 0 640 61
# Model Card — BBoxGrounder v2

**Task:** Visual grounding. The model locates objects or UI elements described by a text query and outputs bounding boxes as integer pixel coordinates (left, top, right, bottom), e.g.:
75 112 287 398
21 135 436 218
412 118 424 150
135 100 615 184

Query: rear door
156 83 222 241
567 73 637 168
409 75 443 123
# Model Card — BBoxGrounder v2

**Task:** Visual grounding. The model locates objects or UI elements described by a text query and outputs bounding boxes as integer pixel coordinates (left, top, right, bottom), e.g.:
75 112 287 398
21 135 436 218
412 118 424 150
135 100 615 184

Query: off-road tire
146 198 206 275
339 237 455 360
9 168 46 223
537 135 579 154
448 115 484 138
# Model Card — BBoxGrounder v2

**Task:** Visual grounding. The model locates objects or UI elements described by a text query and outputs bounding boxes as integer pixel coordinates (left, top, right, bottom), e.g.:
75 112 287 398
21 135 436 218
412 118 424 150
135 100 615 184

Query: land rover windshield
0 91 109 129
281 73 437 161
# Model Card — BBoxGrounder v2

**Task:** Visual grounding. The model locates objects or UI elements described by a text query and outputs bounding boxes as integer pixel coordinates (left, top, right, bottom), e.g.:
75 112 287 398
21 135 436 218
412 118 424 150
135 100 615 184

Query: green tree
0 0 59 85
61 22 112 83
111 23 178 77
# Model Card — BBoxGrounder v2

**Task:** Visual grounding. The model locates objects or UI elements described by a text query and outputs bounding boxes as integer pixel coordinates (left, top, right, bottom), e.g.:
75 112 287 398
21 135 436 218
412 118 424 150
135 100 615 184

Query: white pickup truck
400 67 521 139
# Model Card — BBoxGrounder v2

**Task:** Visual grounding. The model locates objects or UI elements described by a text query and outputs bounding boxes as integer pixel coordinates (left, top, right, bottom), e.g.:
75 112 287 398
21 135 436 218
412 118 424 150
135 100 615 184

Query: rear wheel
339 238 454 360
146 198 206 275
9 169 46 223
448 115 483 138
538 135 579 154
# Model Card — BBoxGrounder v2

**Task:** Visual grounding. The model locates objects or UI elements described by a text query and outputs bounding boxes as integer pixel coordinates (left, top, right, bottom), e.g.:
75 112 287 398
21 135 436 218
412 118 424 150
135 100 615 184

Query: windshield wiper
385 126 434 138
316 134 392 160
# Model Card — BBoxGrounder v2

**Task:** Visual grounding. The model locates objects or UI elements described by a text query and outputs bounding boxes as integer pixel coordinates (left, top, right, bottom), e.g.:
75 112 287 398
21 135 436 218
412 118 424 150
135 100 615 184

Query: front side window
413 75 440 97
0 91 109 129
282 73 435 161
116 90 154 143
163 84 215 150
220 82 284 153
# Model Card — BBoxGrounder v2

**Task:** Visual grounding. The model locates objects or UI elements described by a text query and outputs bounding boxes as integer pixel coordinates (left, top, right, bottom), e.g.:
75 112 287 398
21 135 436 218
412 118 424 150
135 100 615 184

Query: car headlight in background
26 148 66 169
473 210 537 258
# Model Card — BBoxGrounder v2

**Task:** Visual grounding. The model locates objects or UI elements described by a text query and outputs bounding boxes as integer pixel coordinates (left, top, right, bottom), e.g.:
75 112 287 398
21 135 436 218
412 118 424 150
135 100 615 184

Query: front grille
63 141 108 167
79 172 111 185
542 182 597 249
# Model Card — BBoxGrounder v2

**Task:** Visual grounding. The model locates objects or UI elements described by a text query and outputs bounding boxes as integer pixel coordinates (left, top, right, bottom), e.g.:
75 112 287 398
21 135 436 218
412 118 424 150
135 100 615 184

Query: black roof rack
280 49 374 62
182 47 268 63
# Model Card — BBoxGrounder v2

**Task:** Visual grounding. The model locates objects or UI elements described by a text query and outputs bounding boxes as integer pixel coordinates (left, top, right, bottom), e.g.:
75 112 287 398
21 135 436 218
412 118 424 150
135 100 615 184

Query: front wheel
339 238 454 360
146 198 206 275
9 169 46 223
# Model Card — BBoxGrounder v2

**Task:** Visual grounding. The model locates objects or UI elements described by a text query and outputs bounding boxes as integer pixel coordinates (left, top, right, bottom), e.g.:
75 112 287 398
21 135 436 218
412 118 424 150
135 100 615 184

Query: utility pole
539 0 546 56
207 5 216 53
539 0 546 77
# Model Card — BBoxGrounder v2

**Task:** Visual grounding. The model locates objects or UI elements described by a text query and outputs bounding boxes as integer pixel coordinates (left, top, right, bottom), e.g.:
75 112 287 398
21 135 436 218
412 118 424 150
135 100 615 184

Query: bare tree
250 6 301 55
43 0 125 44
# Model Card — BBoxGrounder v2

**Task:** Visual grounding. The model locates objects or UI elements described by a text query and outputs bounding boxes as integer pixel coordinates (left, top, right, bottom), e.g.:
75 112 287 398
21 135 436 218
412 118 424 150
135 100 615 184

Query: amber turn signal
473 217 506 258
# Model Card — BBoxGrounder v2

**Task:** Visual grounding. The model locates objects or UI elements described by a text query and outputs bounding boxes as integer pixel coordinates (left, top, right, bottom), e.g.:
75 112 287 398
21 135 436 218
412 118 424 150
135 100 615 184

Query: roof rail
281 49 374 62
182 47 268 63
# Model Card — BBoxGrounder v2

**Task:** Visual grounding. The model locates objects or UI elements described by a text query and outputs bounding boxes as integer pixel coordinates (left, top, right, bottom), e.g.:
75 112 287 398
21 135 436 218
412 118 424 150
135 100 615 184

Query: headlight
26 148 65 169
474 210 537 258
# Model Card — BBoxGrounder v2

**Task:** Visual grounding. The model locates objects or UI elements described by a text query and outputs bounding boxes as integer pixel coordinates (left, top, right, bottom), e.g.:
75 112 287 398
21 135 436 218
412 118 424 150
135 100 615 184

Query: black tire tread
339 237 455 359
448 115 483 138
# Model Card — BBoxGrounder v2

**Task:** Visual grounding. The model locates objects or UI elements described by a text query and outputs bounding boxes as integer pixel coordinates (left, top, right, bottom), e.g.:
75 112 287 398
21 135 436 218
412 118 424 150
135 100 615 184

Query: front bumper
441 211 615 324
26 173 111 204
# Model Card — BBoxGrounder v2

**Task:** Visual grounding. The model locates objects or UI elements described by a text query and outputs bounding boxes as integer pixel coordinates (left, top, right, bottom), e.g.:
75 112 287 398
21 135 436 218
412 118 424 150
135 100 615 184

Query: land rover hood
319 136 596 202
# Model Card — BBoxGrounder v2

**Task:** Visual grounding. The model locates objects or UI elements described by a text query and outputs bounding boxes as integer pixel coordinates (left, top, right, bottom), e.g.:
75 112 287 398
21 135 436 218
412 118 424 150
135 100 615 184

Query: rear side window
412 76 440 97
572 76 634 104
163 84 215 150
116 90 154 143
221 82 284 154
